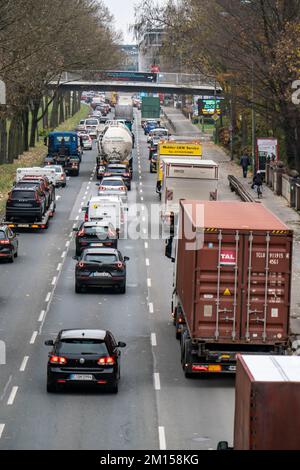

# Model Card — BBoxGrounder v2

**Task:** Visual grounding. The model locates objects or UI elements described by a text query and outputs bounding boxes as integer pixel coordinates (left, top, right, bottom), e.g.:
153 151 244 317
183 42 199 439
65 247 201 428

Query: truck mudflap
4 202 55 230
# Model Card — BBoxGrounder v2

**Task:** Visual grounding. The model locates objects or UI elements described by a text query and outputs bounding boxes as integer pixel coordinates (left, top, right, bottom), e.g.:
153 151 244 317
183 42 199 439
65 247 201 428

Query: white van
86 196 125 233
16 167 57 185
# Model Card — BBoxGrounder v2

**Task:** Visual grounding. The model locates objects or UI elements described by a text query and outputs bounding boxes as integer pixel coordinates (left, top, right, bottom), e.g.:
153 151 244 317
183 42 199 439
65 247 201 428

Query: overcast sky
102 0 167 44
102 0 138 44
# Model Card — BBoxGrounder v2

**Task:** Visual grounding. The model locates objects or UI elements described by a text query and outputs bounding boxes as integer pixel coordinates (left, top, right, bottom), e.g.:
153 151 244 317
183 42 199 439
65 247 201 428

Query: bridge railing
55 71 216 89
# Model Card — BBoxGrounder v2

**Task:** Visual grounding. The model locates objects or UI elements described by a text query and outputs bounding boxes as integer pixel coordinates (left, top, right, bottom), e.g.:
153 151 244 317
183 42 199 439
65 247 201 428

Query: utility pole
251 63 256 173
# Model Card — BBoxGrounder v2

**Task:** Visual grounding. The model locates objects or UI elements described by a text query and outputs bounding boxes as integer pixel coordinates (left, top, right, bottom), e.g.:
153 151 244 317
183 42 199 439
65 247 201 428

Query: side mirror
95 183 100 186
124 256 130 262
44 340 54 346
72 255 79 260
81 207 87 212
73 227 79 232
117 341 126 348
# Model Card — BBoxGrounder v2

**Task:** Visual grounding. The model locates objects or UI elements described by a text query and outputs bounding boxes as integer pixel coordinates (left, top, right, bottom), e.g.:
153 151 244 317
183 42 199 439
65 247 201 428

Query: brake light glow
49 356 67 365
78 261 85 268
78 229 85 237
116 261 123 269
104 173 111 177
97 356 115 365
84 212 88 222
192 365 208 372
0 240 9 245
119 186 126 191
99 186 106 191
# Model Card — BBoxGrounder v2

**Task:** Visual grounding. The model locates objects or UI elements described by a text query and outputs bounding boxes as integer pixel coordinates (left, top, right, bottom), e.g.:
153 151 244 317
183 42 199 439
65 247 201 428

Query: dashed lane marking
154 373 161 390
146 258 150 266
144 242 148 249
7 386 18 406
158 427 167 450
30 331 38 345
51 276 57 286
151 333 157 346
147 278 152 287
19 356 29 372
149 302 154 314
38 310 46 322
61 251 66 258
45 292 51 302
0 424 5 439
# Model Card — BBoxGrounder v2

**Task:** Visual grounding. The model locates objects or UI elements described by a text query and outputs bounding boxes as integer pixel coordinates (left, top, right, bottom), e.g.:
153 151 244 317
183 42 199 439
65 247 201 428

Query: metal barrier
228 175 256 202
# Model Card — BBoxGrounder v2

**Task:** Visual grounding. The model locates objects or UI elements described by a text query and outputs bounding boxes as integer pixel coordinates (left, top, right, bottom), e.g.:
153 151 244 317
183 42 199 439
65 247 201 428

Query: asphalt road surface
0 110 237 450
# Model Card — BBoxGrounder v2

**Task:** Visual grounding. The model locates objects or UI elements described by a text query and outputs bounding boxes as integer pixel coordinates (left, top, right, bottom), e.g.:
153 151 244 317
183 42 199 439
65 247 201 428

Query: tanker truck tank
101 122 133 163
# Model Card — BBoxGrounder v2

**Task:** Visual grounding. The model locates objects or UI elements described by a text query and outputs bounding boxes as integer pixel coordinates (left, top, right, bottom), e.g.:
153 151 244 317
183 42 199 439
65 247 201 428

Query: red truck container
233 354 300 450
174 200 293 376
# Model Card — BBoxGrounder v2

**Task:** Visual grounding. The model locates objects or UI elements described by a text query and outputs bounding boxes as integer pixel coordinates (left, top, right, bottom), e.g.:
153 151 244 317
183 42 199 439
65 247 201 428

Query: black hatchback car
0 225 18 262
45 329 126 393
74 221 118 256
74 248 129 294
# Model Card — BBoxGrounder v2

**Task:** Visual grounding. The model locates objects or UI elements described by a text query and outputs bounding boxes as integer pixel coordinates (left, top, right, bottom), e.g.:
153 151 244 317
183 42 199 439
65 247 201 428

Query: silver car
98 176 127 201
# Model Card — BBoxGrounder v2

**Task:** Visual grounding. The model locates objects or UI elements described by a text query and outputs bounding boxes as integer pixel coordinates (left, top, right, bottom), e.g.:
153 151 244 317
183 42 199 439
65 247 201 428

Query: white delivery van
86 196 125 234
16 167 57 185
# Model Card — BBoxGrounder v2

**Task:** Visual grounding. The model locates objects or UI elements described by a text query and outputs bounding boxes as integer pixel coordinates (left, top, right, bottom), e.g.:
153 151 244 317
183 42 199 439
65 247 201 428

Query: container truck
114 104 134 131
173 200 293 376
141 96 160 127
218 354 300 450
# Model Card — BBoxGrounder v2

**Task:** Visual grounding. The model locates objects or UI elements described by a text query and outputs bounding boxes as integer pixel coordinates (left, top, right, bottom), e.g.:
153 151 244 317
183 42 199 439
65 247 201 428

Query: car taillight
0 240 10 245
49 356 67 365
78 229 85 237
104 173 111 177
97 356 115 366
78 261 85 268
60 174 64 180
123 173 130 177
119 186 126 191
108 229 115 238
84 212 88 222
99 186 106 191
116 261 123 270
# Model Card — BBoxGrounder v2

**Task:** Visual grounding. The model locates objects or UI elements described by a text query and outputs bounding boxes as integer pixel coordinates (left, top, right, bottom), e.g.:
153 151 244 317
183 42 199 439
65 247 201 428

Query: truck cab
44 132 82 176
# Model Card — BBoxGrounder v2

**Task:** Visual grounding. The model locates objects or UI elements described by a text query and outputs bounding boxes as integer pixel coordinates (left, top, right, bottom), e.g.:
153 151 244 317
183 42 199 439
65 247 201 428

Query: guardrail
228 175 256 202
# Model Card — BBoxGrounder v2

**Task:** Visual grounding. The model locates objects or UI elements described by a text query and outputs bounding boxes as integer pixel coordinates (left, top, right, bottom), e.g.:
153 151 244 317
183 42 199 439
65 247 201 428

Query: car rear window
102 180 123 186
11 190 35 199
86 120 98 126
84 253 117 263
107 168 125 174
57 339 108 355
82 135 90 141
84 226 108 235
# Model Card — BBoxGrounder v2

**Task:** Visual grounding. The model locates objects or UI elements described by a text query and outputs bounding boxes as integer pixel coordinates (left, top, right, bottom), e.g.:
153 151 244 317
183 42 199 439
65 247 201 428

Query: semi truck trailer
173 200 293 376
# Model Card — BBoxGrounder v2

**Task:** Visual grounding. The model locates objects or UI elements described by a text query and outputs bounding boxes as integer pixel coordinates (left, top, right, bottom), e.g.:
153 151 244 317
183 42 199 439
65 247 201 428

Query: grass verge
0 104 89 215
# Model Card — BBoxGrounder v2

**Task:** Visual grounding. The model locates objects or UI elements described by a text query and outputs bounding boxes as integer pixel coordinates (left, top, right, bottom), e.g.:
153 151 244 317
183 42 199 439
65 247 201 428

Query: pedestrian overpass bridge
48 71 222 96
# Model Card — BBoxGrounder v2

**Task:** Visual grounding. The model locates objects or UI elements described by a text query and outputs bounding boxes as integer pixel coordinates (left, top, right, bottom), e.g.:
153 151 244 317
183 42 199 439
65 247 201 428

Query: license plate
208 365 222 372
90 243 103 247
70 374 93 381
94 272 110 277
228 366 236 372
18 224 30 228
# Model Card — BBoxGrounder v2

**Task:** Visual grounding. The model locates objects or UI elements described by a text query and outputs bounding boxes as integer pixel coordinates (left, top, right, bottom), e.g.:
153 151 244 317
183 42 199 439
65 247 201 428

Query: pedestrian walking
240 153 251 178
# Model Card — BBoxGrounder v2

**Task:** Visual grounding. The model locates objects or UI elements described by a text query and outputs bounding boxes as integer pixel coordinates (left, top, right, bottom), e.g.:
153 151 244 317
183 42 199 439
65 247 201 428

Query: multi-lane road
0 110 239 450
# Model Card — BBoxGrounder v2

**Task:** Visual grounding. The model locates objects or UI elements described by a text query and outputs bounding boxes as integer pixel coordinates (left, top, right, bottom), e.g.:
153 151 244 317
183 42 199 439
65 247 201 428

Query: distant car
96 164 106 180
45 329 126 393
74 247 129 293
43 165 66 188
0 225 18 262
76 120 86 132
81 134 93 150
144 120 159 135
74 221 118 256
104 164 132 191
98 176 127 200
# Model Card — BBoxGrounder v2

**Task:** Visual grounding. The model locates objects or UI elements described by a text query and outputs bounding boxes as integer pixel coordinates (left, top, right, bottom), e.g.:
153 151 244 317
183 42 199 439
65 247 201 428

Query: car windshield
84 253 117 263
101 180 123 187
57 339 108 355
12 190 34 199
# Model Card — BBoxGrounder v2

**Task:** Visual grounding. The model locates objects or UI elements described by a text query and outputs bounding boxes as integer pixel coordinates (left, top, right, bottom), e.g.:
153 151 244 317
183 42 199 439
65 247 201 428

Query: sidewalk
163 106 300 335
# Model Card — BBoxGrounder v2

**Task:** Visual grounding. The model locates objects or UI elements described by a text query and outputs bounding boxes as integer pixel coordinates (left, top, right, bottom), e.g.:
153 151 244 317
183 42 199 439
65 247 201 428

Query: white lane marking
146 258 150 266
82 196 86 201
142 216 146 222
65 241 70 248
0 376 12 402
80 202 84 206
57 263 62 271
158 426 167 450
140 182 143 186
30 331 38 345
69 232 73 238
149 302 154 313
154 373 161 390
140 196 144 201
7 386 18 406
84 191 88 195
76 215 79 221
143 229 147 235
141 205 145 211
51 276 57 286
20 356 29 372
45 292 51 302
145 242 148 249
38 310 46 322
0 424 5 439
151 333 157 346
61 251 66 258
147 278 152 287
55 195 61 201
